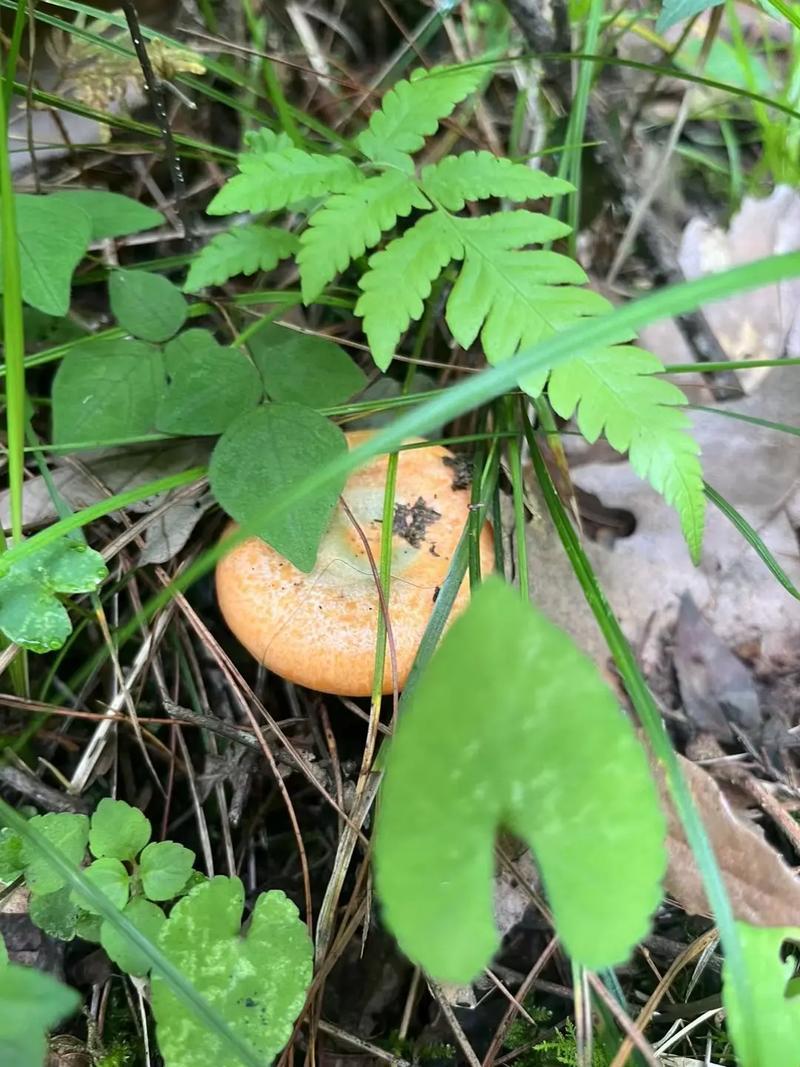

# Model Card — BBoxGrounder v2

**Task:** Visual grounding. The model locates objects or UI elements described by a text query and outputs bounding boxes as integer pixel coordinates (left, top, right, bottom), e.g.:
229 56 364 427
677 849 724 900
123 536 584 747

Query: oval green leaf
51 190 164 239
109 268 188 343
139 841 195 902
209 403 348 572
250 324 366 408
101 897 166 977
374 577 666 982
71 858 130 916
89 798 152 861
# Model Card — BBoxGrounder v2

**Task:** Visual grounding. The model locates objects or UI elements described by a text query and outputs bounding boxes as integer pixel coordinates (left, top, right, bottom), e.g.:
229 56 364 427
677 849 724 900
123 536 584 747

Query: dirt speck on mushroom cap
215 431 495 696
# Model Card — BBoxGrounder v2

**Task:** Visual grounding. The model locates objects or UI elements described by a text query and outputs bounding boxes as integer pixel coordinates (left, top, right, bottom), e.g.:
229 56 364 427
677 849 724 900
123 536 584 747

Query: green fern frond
242 128 293 156
421 151 573 210
355 212 463 369
444 212 604 361
297 171 430 303
207 146 363 216
546 347 706 560
356 66 485 172
183 224 297 292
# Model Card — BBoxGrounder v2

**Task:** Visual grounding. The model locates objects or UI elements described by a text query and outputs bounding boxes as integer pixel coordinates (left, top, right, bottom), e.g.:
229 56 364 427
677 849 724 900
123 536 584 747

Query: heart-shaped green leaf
151 876 312 1067
723 923 800 1067
157 329 263 436
374 577 666 981
21 813 89 898
52 338 165 446
209 403 348 572
89 798 151 861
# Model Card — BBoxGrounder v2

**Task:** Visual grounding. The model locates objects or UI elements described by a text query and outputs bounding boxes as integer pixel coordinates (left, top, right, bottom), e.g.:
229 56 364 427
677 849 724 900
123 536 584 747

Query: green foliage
0 534 107 652
1 194 90 315
200 64 706 551
109 269 188 343
21 813 89 897
374 577 666 982
52 338 164 445
157 330 264 436
28 888 80 941
207 143 363 216
656 0 723 32
209 402 348 571
355 65 485 171
0 828 24 882
184 224 298 292
151 877 313 1067
89 797 152 861
101 897 166 978
297 169 429 302
722 923 800 1067
139 841 195 901
74 858 131 914
250 324 367 407
51 190 164 240
0 949 79 1067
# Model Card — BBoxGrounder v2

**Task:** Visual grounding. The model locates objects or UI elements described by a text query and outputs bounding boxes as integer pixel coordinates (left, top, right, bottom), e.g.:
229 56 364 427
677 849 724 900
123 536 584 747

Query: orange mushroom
215 431 495 696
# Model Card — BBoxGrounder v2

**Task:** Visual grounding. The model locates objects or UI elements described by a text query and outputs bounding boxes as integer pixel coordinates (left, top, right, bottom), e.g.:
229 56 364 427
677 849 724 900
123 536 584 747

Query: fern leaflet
297 171 429 303
184 224 297 292
355 212 463 369
544 347 705 559
355 66 485 172
421 151 573 210
207 146 363 216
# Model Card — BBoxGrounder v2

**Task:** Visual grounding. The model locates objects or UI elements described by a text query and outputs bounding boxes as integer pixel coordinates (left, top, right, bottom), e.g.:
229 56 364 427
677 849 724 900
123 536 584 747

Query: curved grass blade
704 482 800 600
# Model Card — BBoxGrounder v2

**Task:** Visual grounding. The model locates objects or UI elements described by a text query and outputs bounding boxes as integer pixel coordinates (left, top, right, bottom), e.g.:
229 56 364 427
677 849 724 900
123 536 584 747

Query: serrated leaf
356 212 464 370
109 269 188 343
71 858 130 915
722 923 800 1067
0 963 79 1067
209 403 348 572
374 577 666 982
157 329 263 436
545 346 706 561
242 127 293 155
0 535 108 652
151 877 313 1067
0 830 24 884
89 798 151 861
51 190 164 239
656 0 723 32
297 170 429 302
421 151 573 210
100 897 166 977
140 841 195 901
0 195 91 315
356 65 485 171
52 338 165 445
184 224 298 293
29 887 80 941
207 146 363 216
445 211 600 359
250 324 366 407
21 813 89 897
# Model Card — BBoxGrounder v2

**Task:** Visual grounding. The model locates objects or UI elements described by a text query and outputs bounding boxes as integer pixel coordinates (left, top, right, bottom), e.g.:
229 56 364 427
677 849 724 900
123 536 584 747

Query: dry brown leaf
658 753 800 925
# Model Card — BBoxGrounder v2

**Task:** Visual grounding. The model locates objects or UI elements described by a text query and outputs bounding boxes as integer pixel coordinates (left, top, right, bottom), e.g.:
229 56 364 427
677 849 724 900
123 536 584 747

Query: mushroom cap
215 430 495 696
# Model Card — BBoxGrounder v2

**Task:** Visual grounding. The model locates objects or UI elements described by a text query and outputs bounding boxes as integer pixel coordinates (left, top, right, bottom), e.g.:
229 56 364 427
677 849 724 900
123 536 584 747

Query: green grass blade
690 403 800 437
704 481 800 600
